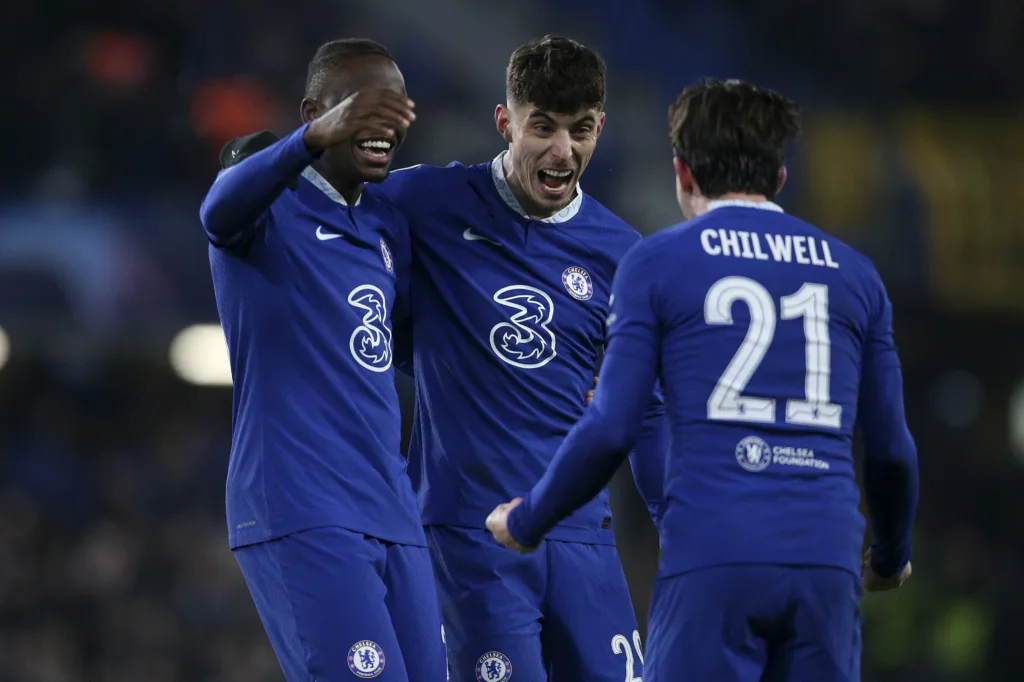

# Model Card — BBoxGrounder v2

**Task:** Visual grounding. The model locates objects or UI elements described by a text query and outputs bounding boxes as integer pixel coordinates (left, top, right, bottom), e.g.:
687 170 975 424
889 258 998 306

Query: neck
691 192 771 217
313 161 363 206
502 150 570 220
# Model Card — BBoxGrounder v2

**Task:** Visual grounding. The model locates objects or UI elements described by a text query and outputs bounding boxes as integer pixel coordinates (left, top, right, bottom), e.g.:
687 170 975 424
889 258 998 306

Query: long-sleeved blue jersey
379 154 668 544
510 201 919 579
199 124 424 549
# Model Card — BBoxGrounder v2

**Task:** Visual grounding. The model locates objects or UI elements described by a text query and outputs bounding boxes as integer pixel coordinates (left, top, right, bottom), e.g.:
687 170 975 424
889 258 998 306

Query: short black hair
668 78 801 200
506 35 606 114
305 38 394 99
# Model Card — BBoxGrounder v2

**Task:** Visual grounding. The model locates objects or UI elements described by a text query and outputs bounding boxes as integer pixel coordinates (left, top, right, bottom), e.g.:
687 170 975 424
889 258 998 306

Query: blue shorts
234 527 446 682
428 526 642 682
646 565 862 682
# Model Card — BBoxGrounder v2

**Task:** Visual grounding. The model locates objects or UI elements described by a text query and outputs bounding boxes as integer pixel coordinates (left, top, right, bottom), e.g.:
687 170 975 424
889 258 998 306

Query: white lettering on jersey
489 285 557 369
348 284 392 372
700 229 839 269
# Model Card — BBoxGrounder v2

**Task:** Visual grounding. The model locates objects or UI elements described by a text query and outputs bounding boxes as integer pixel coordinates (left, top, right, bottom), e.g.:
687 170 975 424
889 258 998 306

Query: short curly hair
668 78 801 199
506 35 606 114
305 38 394 99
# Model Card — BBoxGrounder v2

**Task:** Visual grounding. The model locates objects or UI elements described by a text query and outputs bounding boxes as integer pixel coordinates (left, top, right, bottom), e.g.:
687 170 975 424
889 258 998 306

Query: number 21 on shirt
704 276 842 429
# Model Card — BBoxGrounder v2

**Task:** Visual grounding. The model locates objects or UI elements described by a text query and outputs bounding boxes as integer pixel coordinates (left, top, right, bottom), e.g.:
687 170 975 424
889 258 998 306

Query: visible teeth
542 169 572 177
359 140 392 150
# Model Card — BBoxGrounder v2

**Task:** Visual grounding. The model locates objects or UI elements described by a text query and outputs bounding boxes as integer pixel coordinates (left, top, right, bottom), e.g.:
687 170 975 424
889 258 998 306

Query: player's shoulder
578 194 639 237
378 162 475 216
780 211 886 289
627 217 702 259
575 193 643 257
358 183 407 223
382 161 471 191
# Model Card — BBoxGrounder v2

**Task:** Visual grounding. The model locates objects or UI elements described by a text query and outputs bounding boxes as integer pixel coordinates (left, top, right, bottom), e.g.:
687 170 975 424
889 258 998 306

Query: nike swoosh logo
316 226 343 241
463 228 500 245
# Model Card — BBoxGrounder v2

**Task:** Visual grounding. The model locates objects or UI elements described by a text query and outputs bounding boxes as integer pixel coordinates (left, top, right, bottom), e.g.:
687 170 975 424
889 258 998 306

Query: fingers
325 90 416 141
862 561 911 592
374 90 416 122
360 90 416 130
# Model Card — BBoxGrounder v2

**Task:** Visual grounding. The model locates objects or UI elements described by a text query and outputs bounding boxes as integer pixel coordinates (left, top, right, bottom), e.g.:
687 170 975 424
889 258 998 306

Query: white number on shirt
704 277 842 429
611 630 644 682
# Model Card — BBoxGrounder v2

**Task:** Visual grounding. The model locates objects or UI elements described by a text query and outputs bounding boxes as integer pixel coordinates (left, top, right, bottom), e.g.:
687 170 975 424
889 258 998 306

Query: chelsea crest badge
379 237 394 273
348 640 386 678
561 265 593 301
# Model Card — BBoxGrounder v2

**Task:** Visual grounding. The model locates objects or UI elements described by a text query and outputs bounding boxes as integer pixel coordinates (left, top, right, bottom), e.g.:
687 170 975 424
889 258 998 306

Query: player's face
498 104 604 216
314 55 408 184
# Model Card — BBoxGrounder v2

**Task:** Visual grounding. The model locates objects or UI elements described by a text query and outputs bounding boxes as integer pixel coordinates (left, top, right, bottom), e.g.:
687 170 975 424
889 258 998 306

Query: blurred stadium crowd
2 0 1024 680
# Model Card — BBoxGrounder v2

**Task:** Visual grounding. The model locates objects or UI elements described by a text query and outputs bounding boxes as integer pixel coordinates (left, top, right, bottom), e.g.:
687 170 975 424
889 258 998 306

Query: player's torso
209 177 422 548
654 206 869 574
404 169 630 535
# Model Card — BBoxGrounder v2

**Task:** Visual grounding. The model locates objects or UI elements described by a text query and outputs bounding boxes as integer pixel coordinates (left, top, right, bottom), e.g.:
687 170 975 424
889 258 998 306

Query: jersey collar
300 167 362 207
706 199 784 213
490 151 583 223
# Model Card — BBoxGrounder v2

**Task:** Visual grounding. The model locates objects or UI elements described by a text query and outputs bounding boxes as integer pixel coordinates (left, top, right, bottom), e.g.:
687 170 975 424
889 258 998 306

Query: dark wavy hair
506 35 606 114
668 78 801 199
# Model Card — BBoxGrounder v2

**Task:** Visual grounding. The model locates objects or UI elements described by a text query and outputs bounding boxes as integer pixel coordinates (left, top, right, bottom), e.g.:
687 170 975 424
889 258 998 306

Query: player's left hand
486 498 537 554
585 373 599 406
862 548 912 592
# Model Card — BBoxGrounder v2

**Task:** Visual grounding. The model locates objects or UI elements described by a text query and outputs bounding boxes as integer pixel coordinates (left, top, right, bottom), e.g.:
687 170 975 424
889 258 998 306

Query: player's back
649 203 883 578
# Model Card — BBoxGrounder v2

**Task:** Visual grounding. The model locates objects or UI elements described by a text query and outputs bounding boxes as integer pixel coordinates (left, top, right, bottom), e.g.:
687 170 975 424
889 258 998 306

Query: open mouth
537 168 574 197
355 138 396 165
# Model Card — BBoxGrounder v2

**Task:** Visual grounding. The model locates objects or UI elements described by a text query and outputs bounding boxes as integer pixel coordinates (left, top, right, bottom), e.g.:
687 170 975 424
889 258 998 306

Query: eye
573 127 593 137
534 124 553 134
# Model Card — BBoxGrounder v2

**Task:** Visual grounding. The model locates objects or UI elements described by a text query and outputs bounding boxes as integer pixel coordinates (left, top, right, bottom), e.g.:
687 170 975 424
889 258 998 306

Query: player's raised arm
857 270 919 588
199 126 319 249
199 89 415 250
494 243 662 549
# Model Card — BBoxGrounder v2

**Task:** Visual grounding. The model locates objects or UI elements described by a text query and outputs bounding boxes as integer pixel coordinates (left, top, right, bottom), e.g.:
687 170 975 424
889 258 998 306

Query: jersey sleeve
506 241 662 546
199 124 319 251
375 164 438 222
628 384 668 525
856 264 919 577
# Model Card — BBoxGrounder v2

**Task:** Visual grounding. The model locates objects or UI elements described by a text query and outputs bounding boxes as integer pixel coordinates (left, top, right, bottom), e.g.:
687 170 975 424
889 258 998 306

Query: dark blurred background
3 0 1023 680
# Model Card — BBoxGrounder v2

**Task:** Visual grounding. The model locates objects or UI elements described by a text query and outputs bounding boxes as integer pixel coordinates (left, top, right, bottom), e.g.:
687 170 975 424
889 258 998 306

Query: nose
549 130 572 163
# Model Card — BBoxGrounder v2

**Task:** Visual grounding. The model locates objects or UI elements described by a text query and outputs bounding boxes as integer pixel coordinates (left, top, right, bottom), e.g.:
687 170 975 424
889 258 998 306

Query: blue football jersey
379 154 664 544
508 199 917 580
200 126 424 549
612 201 892 577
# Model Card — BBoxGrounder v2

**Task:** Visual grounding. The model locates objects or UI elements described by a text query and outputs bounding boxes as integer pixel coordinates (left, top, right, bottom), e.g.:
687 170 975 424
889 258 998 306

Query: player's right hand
303 90 416 154
862 548 912 592
585 373 598 406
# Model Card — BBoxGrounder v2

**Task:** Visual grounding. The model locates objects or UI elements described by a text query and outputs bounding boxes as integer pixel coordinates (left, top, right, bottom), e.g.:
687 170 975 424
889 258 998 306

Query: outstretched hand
486 498 539 554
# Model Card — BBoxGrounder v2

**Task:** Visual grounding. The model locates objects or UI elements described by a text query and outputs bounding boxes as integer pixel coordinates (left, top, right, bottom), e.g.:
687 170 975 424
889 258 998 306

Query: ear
594 111 606 139
776 166 788 195
300 98 320 125
495 104 513 144
673 156 695 194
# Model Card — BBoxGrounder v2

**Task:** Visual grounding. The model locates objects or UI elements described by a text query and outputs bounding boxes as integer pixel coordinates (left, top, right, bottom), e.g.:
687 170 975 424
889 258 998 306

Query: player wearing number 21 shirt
489 78 919 682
